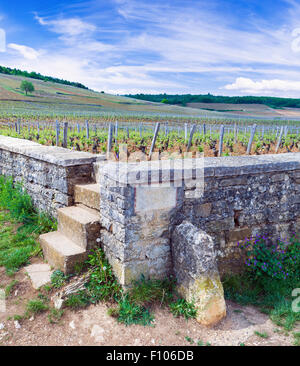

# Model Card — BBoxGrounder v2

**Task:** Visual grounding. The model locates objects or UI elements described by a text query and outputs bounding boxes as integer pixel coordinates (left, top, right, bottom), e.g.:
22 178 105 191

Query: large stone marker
172 220 226 326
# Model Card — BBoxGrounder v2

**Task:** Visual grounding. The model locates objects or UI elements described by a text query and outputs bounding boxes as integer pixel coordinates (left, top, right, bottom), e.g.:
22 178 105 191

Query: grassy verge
46 249 197 326
0 176 56 274
223 233 300 332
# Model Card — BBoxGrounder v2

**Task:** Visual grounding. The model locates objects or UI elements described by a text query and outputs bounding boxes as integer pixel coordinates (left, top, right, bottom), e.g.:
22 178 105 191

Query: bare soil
0 258 298 347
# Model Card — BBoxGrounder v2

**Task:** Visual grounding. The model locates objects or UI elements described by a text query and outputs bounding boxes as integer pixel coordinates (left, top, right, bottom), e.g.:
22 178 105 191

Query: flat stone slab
0 135 99 167
25 264 53 289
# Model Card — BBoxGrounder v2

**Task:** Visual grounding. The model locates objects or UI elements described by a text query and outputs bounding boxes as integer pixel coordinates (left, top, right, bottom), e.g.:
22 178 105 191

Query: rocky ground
0 259 298 347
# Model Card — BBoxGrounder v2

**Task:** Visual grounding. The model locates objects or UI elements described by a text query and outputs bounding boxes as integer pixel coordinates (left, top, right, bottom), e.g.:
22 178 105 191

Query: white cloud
8 43 41 60
35 15 96 36
224 77 300 97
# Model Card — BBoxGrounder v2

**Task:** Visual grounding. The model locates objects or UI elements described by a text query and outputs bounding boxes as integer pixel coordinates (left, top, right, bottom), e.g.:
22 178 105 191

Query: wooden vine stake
149 122 160 159
275 126 284 153
246 124 257 154
56 121 60 146
85 120 89 139
234 123 237 144
107 123 113 156
187 124 196 152
63 122 68 148
184 123 188 141
218 125 224 157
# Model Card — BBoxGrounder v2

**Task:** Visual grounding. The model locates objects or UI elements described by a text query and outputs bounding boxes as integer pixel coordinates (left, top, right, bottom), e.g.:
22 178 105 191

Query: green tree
161 98 169 104
20 80 35 95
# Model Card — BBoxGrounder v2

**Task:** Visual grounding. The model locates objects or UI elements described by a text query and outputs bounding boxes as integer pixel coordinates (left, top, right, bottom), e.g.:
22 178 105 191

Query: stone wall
99 153 300 286
0 136 99 217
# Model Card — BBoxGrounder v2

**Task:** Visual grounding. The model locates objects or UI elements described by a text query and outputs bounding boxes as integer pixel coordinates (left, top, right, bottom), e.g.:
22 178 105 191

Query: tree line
125 93 300 108
0 65 88 90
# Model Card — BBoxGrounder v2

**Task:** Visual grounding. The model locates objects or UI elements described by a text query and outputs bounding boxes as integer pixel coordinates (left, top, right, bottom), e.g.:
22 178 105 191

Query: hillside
0 73 217 118
125 93 300 118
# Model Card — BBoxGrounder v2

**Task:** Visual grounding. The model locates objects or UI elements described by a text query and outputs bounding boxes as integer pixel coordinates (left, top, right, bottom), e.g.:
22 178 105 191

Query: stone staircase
40 184 101 274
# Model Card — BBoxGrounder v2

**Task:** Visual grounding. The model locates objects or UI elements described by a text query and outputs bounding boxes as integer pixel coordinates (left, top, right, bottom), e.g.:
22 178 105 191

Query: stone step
57 205 100 250
40 231 87 274
74 183 100 211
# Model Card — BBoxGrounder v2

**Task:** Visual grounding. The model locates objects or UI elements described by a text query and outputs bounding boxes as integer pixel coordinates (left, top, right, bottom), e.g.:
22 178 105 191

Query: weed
169 298 197 320
223 233 300 331
107 307 119 318
48 308 64 324
254 331 269 339
185 336 194 344
85 249 122 303
116 295 154 326
5 280 18 297
12 314 23 322
51 270 68 289
293 332 300 346
65 292 89 309
26 299 49 315
128 274 175 306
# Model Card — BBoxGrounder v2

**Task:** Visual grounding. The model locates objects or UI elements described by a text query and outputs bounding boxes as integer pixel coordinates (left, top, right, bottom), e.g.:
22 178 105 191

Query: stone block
172 221 226 326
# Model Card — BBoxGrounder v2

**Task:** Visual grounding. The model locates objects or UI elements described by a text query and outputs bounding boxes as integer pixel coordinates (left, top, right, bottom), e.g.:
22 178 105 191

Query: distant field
0 73 220 119
185 102 300 118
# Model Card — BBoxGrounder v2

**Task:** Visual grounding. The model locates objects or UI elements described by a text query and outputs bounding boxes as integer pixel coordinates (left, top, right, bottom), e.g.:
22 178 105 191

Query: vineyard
0 73 299 159
0 119 299 158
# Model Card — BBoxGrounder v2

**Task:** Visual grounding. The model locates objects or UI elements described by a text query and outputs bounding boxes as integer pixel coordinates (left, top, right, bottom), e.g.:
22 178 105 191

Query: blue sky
0 0 300 96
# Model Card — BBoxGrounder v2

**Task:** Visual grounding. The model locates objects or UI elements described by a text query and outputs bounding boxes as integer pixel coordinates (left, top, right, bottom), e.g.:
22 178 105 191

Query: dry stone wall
98 153 300 285
0 136 98 217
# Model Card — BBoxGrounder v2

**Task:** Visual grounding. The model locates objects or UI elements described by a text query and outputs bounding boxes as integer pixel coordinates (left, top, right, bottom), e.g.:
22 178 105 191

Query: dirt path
0 261 297 346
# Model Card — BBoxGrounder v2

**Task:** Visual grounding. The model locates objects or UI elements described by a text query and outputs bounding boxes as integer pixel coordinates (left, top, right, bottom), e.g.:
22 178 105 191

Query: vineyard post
126 127 129 139
284 126 288 137
17 119 21 134
115 121 118 138
187 125 196 152
246 124 257 154
149 122 160 159
77 123 80 134
203 123 206 136
56 121 60 146
63 122 68 148
107 123 113 154
184 123 188 141
139 124 142 137
165 122 169 136
218 125 224 157
275 126 284 153
234 123 237 143
85 120 89 139
37 122 40 135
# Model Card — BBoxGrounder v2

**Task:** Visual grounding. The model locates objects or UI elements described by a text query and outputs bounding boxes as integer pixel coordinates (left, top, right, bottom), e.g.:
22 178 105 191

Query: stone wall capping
100 153 300 184
0 135 98 167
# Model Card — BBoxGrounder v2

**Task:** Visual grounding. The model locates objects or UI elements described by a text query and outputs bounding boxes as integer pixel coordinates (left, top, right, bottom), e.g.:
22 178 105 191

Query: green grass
25 298 49 315
254 331 269 339
48 308 64 324
293 332 300 346
63 248 196 326
128 274 175 306
0 176 56 273
5 279 18 297
169 298 197 320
